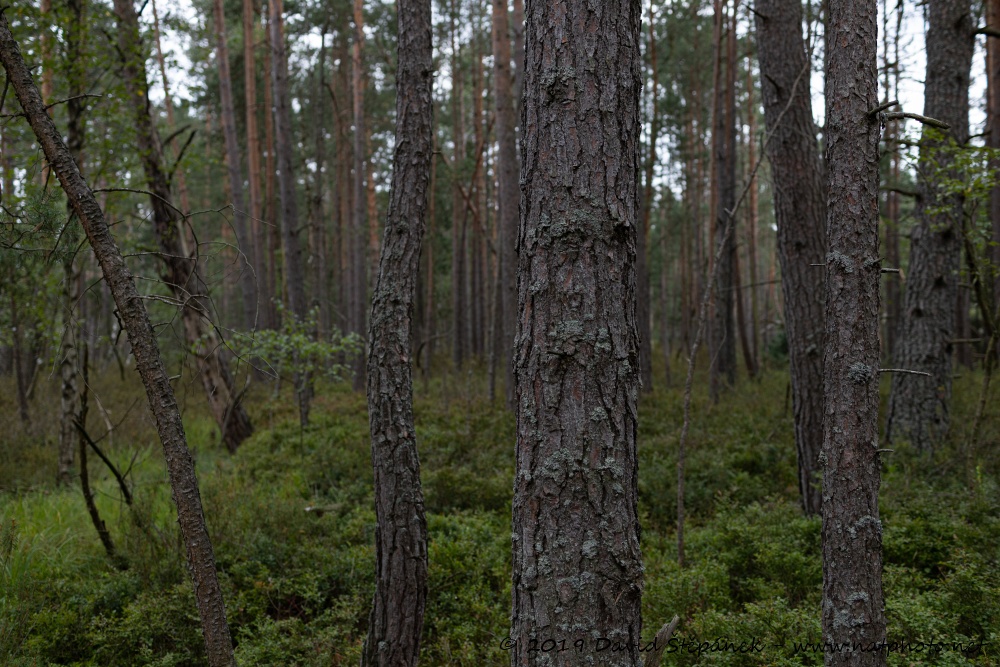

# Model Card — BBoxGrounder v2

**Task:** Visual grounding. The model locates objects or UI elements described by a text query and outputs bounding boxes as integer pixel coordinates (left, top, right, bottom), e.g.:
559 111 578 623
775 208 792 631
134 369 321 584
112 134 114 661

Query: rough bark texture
361 0 432 664
214 0 258 331
754 0 827 516
0 14 237 666
58 0 88 486
511 0 644 664
991 0 1000 313
114 0 253 453
821 0 887 659
885 0 973 451
269 0 308 321
492 0 518 407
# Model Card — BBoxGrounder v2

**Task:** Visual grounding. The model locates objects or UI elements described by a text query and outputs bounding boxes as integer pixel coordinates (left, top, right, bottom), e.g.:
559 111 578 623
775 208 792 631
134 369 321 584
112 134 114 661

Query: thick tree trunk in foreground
491 0 518 407
114 0 253 453
990 0 1000 313
754 0 827 516
361 1 432 664
214 0 258 332
885 0 973 451
821 0 886 660
0 15 237 666
511 0 644 664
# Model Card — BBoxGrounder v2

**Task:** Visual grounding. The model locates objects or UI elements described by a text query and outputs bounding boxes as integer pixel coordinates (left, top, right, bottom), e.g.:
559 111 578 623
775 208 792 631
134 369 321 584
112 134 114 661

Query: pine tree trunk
709 0 736 401
491 0 518 406
450 3 468 371
511 0 644 664
151 0 192 217
351 0 368 390
310 35 329 339
638 2 659 393
58 0 88 484
244 0 268 330
0 16 237 665
113 0 253 453
821 0 887 657
214 0 258 331
361 1 432 663
885 0 973 451
754 0 827 516
269 0 308 321
990 0 1000 313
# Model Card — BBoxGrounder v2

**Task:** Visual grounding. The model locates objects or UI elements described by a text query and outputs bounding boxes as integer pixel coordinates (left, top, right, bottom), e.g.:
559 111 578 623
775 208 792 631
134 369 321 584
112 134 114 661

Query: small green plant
236 303 362 426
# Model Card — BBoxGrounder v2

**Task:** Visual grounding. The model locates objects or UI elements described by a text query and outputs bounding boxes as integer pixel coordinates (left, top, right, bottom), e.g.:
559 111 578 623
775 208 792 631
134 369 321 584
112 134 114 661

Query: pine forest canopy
1 0 999 665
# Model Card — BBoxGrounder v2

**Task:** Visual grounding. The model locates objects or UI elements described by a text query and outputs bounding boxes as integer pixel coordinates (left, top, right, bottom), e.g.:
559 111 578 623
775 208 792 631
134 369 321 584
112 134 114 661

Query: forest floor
1 357 998 666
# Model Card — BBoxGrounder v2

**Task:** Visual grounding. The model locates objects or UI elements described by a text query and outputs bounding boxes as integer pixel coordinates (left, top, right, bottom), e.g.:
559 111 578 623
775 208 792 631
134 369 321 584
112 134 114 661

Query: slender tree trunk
990 0 1000 312
57 0 87 486
113 0 253 453
450 3 467 370
244 0 268 329
0 17 237 664
491 0 518 406
151 0 192 217
471 37 486 360
269 0 308 321
214 0 258 331
754 0 827 516
821 0 887 657
10 291 30 425
638 2 659 393
351 0 368 391
511 0 644 664
885 0 973 451
744 51 760 375
709 0 736 401
310 34 329 338
263 7 280 329
361 1 432 664
511 0 525 106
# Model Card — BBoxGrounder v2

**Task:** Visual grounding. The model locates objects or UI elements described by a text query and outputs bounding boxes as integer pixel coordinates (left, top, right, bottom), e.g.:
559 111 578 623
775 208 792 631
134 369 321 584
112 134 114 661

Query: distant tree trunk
151 0 192 217
743 50 760 375
450 3 468 370
709 0 736 401
262 7 280 329
511 0 525 106
361 0 432 664
510 0 644 664
990 0 1000 312
491 0 518 406
244 0 268 329
58 0 88 486
9 291 30 425
214 0 257 331
821 0 887 657
885 0 973 451
0 16 237 665
471 37 486 360
113 0 253 453
351 0 368 391
639 2 659 393
268 0 307 321
882 0 903 360
308 34 329 339
754 0 827 516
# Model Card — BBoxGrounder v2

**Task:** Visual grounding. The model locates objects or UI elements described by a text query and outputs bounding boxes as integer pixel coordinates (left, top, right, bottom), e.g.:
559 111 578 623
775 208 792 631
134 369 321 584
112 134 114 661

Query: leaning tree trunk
821 0 887 660
511 0 644 665
754 0 827 516
0 15 237 666
113 0 253 453
885 0 973 451
214 0 258 332
361 1 432 664
491 0 518 408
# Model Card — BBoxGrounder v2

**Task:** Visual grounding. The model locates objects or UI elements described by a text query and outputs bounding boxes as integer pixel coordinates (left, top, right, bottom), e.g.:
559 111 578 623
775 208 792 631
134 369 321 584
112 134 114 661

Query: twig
884 111 950 130
878 368 932 377
867 99 898 117
642 615 681 667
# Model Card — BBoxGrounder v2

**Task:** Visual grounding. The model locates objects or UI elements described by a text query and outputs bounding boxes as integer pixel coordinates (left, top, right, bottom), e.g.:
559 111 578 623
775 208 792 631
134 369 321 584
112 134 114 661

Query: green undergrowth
1 364 998 665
